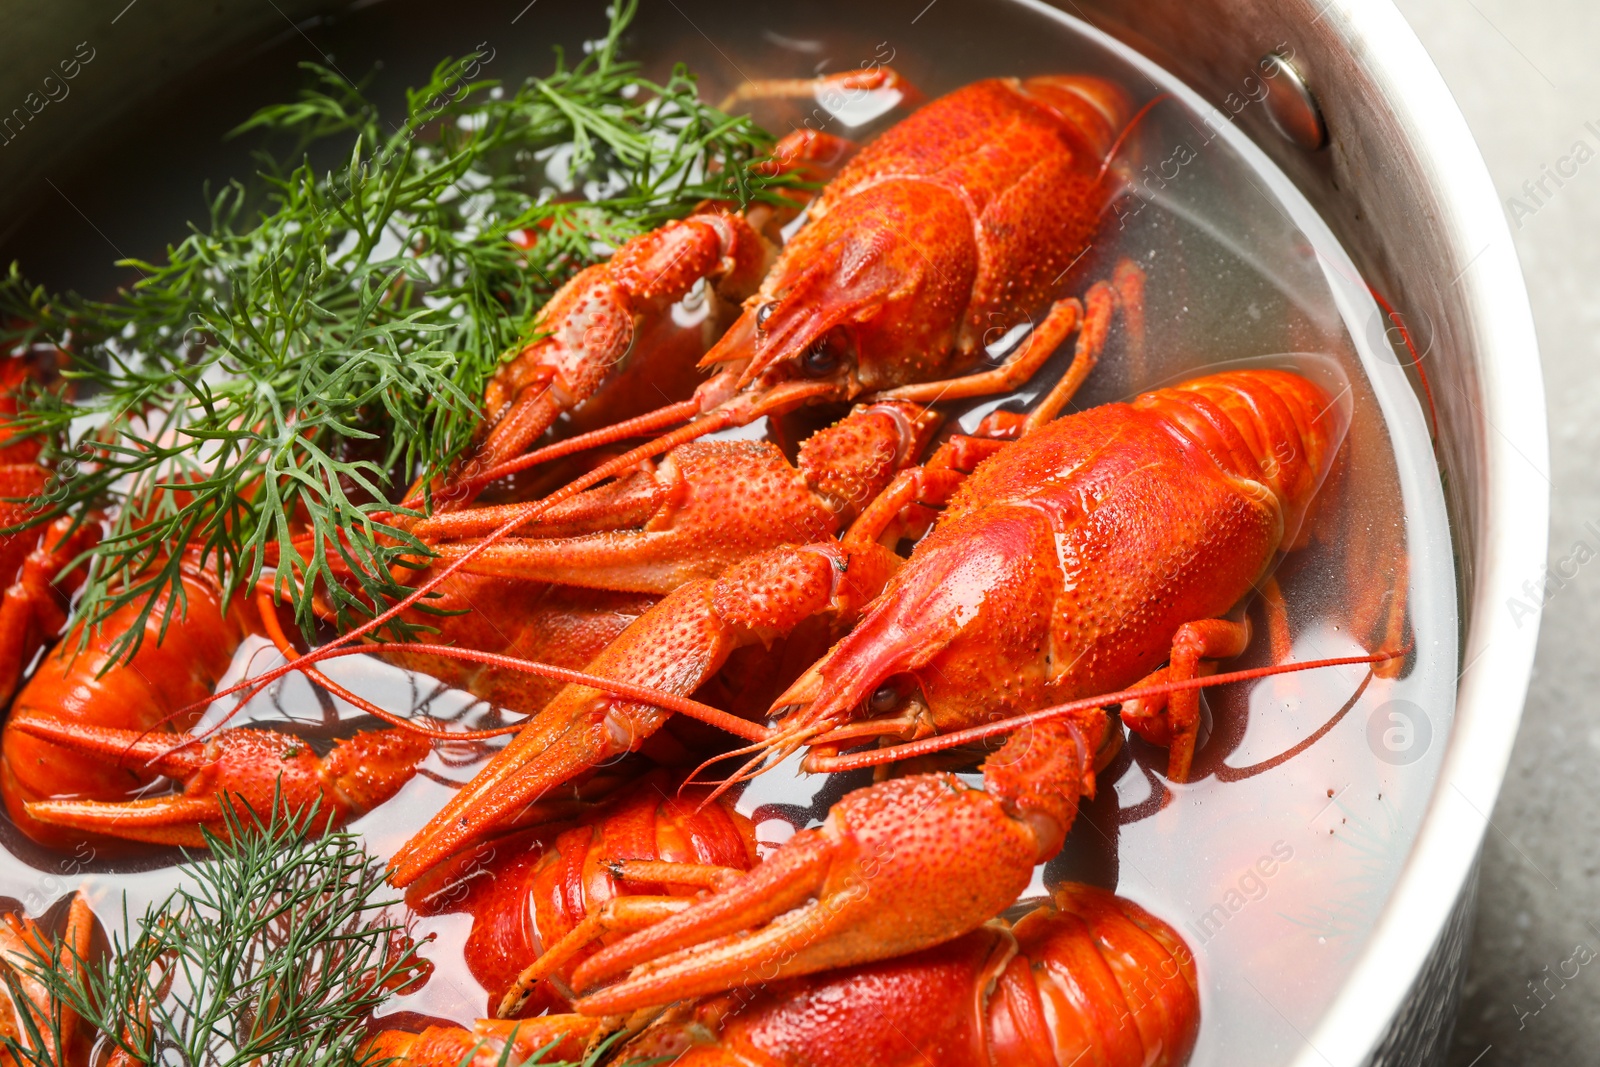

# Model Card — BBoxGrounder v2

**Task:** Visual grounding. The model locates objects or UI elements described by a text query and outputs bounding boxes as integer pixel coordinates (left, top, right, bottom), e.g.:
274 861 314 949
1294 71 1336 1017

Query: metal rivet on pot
1259 52 1327 150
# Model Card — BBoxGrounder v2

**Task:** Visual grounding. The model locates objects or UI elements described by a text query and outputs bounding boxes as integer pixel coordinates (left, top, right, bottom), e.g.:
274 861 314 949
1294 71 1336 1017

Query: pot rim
1288 2 1548 1062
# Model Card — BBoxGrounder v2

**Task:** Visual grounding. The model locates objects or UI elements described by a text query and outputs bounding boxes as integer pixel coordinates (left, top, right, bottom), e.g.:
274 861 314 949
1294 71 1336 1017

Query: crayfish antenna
805 647 1408 775
1092 91 1172 186
168 639 770 765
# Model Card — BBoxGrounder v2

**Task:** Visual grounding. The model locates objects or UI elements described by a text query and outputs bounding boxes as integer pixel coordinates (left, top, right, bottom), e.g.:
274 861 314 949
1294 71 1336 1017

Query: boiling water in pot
0 1 1455 1062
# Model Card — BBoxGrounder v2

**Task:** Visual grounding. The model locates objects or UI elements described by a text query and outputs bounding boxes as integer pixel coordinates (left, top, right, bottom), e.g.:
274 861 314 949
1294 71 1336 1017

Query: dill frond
1 803 642 1067
4 802 418 1066
0 0 795 658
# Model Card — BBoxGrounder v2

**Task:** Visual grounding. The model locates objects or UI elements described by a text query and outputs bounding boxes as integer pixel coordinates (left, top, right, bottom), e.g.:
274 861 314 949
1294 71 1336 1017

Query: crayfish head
697 179 977 413
778 507 1060 754
770 580 961 750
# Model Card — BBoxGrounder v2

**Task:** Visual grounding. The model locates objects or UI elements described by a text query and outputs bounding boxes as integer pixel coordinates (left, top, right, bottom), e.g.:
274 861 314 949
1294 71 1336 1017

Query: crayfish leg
869 258 1143 425
1113 257 1147 382
873 296 1084 405
1119 617 1252 783
719 67 920 114
1022 276 1121 432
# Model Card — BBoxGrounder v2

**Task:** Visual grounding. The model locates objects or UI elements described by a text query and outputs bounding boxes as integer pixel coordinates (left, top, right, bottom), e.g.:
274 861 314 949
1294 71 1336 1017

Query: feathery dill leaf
1 803 639 1066
2 803 424 1066
0 0 794 659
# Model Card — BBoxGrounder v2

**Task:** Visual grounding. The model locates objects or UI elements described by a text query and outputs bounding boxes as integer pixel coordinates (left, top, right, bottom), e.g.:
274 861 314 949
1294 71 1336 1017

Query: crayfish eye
869 678 907 714
801 331 849 378
756 302 777 329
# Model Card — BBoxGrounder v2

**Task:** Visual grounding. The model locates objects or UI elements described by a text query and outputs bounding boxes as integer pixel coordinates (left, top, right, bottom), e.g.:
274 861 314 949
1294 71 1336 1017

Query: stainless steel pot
1049 3 1546 1063
0 1 1546 1063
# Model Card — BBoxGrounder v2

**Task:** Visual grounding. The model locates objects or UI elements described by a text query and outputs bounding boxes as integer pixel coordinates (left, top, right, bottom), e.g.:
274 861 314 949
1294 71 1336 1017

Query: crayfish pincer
368 882 1199 1067
558 715 1110 1015
614 882 1199 1067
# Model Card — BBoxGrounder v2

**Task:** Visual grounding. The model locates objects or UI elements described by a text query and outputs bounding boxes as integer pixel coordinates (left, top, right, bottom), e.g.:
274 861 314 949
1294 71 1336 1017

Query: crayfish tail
1005 884 1200 1067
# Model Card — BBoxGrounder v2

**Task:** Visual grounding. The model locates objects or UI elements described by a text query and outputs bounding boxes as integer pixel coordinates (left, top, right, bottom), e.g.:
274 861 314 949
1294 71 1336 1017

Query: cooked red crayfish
404 769 757 1017
1 563 432 848
391 367 1344 882
414 69 1141 542
372 883 1199 1067
0 59 1409 1067
0 358 98 709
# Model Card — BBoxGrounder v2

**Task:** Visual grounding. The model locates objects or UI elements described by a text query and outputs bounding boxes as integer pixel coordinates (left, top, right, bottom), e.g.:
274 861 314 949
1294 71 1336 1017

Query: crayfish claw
14 722 429 849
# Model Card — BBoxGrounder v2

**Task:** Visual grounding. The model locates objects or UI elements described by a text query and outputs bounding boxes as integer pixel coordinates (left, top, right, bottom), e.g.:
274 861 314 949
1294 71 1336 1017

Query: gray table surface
1391 1 1600 1063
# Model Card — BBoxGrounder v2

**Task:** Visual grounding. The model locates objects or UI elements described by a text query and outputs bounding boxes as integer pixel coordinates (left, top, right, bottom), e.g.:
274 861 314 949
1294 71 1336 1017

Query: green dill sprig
1 802 422 1067
0 0 796 659
0 803 641 1067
